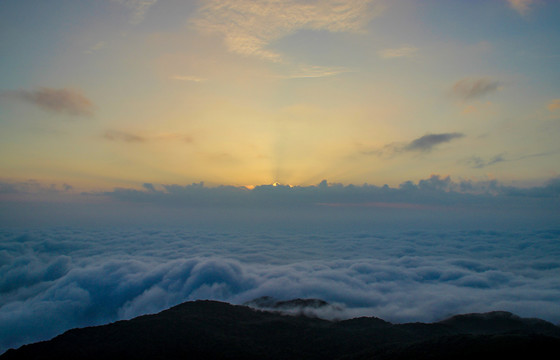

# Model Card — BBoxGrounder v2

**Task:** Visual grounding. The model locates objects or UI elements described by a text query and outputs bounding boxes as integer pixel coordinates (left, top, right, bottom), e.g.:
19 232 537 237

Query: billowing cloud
142 183 157 192
112 0 158 24
548 99 560 111
2 88 94 117
451 78 501 101
506 0 535 15
378 45 418 59
79 175 560 215
4 176 559 213
193 0 381 61
0 225 559 353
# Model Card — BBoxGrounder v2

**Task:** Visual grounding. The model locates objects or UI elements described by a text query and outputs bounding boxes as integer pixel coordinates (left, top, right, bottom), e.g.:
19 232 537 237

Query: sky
1 1 560 354
1 0 559 192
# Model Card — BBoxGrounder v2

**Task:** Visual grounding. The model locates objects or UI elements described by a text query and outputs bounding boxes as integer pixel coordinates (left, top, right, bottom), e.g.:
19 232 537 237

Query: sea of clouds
1 176 559 353
1 225 559 353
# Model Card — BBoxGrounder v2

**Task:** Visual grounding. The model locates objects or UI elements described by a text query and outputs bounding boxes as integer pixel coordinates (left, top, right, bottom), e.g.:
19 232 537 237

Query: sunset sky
2 2 560 353
1 0 559 191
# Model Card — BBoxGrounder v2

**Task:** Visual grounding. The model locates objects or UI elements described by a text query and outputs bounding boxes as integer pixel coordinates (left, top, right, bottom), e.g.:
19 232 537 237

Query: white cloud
192 0 382 61
1 226 559 353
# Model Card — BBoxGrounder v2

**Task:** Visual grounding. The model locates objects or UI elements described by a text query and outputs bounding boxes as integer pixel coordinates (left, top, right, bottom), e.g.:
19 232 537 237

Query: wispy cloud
367 132 465 157
104 130 147 143
2 87 94 117
171 75 208 83
404 133 465 152
462 154 506 169
279 65 352 79
378 45 418 59
84 41 106 54
0 179 74 195
506 0 535 16
548 99 560 111
112 0 158 24
451 78 501 101
462 151 556 169
103 130 193 144
193 0 381 62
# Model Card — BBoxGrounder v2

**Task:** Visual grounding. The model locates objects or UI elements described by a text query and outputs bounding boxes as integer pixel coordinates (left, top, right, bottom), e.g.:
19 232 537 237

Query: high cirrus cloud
451 78 501 101
193 0 381 61
3 87 94 117
111 0 158 24
378 45 418 59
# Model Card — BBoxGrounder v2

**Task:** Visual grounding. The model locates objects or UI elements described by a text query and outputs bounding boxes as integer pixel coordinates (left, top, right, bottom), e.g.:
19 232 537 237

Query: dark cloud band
404 133 465 152
2 87 94 117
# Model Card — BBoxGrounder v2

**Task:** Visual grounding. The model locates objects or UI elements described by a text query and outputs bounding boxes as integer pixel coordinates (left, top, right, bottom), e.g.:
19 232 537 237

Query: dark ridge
437 311 560 336
2 299 560 360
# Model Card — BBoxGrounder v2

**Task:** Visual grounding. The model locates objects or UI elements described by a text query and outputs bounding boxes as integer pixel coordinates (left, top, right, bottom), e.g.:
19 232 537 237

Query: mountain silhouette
2 298 559 359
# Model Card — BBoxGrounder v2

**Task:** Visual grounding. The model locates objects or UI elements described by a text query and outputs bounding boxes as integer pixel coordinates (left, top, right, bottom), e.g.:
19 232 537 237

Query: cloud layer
1 176 559 352
1 226 559 354
2 176 559 225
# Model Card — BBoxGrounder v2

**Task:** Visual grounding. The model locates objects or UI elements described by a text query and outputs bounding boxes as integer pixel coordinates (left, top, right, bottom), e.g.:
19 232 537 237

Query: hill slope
2 299 560 360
